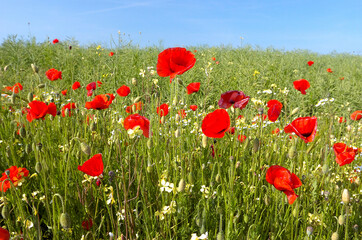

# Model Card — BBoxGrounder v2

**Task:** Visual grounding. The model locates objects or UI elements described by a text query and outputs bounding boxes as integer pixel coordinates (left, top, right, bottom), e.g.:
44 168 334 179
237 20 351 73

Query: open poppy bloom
267 99 283 122
78 153 104 177
157 103 169 117
218 90 250 110
61 103 76 117
338 117 346 123
86 82 97 96
327 68 333 73
0 227 10 240
3 83 23 94
293 79 310 95
72 81 81 90
284 116 317 143
238 134 247 143
85 94 115 110
307 61 314 66
272 128 280 135
46 68 62 81
157 47 196 82
109 52 114 57
333 143 358 166
117 85 131 97
266 165 302 204
0 166 29 193
202 109 230 138
61 89 67 96
190 105 198 111
126 101 143 113
350 110 362 121
124 114 150 138
53 38 59 44
186 82 200 94
178 109 187 119
26 100 57 122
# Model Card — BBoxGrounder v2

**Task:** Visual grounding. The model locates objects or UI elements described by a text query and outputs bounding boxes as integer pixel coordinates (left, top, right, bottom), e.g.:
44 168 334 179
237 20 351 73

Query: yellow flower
253 70 260 77
96 45 101 50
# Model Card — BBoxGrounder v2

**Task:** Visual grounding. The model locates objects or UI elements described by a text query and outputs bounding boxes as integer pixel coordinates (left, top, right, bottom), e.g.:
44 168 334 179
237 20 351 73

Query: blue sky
1 0 361 54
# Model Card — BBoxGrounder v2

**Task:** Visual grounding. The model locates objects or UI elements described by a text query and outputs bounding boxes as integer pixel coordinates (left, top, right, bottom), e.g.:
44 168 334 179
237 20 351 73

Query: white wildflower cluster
155 201 176 220
200 185 216 199
315 98 335 107
160 178 175 193
104 186 115 205
190 232 208 240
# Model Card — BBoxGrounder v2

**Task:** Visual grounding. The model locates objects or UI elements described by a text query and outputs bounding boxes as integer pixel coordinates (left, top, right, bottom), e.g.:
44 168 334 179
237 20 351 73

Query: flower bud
338 215 345 225
11 93 16 104
306 226 313 236
132 104 137 113
31 63 39 73
342 189 350 204
215 173 221 183
36 143 43 151
35 162 42 173
27 92 34 102
288 145 296 159
216 231 224 240
60 212 71 229
235 161 241 169
175 129 180 138
253 138 260 152
133 96 141 103
188 171 194 184
172 96 178 106
131 78 137 85
25 144 32 154
38 84 45 89
291 107 299 115
353 224 359 232
1 205 9 219
147 139 152 149
177 178 186 192
175 113 180 122
80 142 91 155
160 116 165 124
331 232 338 240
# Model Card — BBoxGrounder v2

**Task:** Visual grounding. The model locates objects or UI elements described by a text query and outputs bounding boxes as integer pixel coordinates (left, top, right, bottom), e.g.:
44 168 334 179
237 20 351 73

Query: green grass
0 35 361 240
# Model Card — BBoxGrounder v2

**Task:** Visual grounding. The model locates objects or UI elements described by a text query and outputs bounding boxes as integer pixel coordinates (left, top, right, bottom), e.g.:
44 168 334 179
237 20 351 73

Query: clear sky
1 0 361 54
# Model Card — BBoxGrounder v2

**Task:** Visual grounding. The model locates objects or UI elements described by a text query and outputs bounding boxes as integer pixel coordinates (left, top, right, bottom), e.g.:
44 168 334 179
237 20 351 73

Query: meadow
0 36 361 240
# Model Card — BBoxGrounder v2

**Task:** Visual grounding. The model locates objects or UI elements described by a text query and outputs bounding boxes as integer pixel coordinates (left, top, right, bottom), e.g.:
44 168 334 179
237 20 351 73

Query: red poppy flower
53 39 59 44
190 105 198 111
272 128 280 135
124 114 150 138
216 61 220 65
82 218 93 231
109 52 114 57
78 153 104 176
85 94 115 110
97 81 102 87
116 85 131 97
86 82 97 91
61 103 76 117
0 227 10 240
293 79 310 95
0 166 29 193
202 109 230 138
338 117 346 123
227 127 235 135
72 81 81 90
284 116 317 143
267 99 283 122
157 103 169 117
186 82 201 94
266 165 302 204
156 47 196 82
350 110 362 121
307 61 314 66
61 89 67 96
238 134 247 143
2 83 23 94
237 115 244 119
339 77 344 80
218 90 249 110
126 101 143 113
178 109 186 119
333 143 358 166
327 68 333 73
211 57 216 61
45 68 62 81
26 100 57 122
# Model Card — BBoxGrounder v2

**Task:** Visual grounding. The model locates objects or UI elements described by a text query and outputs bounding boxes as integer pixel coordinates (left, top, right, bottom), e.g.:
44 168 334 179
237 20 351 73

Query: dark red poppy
227 127 235 135
82 218 93 231
307 61 314 66
126 101 143 113
202 109 230 138
284 116 317 143
186 82 200 94
72 81 81 90
327 68 333 73
61 103 76 117
157 104 169 117
351 110 362 121
78 153 104 176
124 114 150 138
53 39 59 44
190 105 198 111
238 134 247 143
218 90 249 110
86 82 97 91
178 109 186 119
266 165 302 204
116 85 131 97
267 99 283 122
61 89 67 96
85 94 115 110
45 68 62 81
157 47 196 82
333 143 358 166
0 227 10 240
109 52 114 57
271 128 280 135
26 100 57 122
293 79 310 95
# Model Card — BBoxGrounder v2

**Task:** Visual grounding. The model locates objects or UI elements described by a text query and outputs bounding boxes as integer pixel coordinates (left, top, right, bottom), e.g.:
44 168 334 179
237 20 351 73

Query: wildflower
238 135 247 143
157 104 169 117
0 166 29 192
186 82 201 94
2 83 23 94
190 232 208 240
61 103 76 117
72 81 81 90
61 89 67 96
85 94 115 110
284 116 317 143
109 52 114 57
267 99 283 122
218 90 250 110
160 179 174 193
126 101 143 113
333 143 358 166
25 100 57 122
82 218 93 231
350 110 362 121
327 68 333 73
253 70 260 77
53 39 59 44
293 79 310 95
124 114 150 138
202 109 230 138
45 68 62 81
307 61 314 66
116 85 131 97
190 105 198 111
78 154 104 177
0 227 10 240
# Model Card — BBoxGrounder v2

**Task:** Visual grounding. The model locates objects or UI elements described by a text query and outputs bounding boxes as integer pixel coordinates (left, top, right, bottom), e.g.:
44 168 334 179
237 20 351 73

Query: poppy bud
235 161 241 169
80 142 91 155
243 214 248 223
338 215 345 225
35 161 42 173
288 145 296 159
175 129 181 138
36 142 43 151
132 104 137 113
11 93 16 104
264 195 270 206
292 207 298 217
64 108 70 117
253 138 260 152
217 231 225 240
346 125 352 132
291 107 299 115
4 65 9 71
188 171 194 184
202 135 208 148
331 232 339 240
1 205 9 219
160 116 165 124
306 226 313 236
147 139 152 149
133 96 141 103
173 96 178 106
90 122 96 131
27 92 34 102
60 212 71 228
322 164 329 174
146 164 153 173
353 224 359 232
342 189 350 204
215 173 221 183
31 63 39 73
175 114 181 122
177 178 186 192
38 84 45 89
19 127 26 138
132 78 137 85
96 179 101 186
25 144 32 154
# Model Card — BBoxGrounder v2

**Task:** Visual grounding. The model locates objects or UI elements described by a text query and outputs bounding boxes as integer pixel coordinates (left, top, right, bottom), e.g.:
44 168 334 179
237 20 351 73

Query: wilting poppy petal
284 116 317 143
78 153 104 177
293 79 310 95
46 68 62 81
267 99 283 122
218 90 249 110
157 47 196 82
117 85 131 97
157 104 169 117
202 109 230 138
190 105 198 111
186 82 200 94
124 114 150 138
72 81 81 90
350 110 362 121
307 61 314 66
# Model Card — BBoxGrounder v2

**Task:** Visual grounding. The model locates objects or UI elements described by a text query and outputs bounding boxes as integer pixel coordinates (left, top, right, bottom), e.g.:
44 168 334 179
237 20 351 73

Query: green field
0 36 361 239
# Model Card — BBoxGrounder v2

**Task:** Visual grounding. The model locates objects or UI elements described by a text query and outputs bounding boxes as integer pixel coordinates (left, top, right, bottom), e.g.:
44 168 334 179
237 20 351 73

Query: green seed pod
338 215 345 225
11 93 16 104
1 205 9 219
25 144 32 154
27 92 34 102
80 142 91 155
216 231 225 240
215 173 221 183
331 232 339 240
288 145 296 159
202 135 208 148
175 129 180 138
273 143 278 152
160 116 165 124
243 214 248 223
133 96 141 103
188 171 194 184
177 78 184 86
35 162 42 173
177 178 186 192
38 84 45 89
19 127 26 138
59 212 71 229
252 138 260 152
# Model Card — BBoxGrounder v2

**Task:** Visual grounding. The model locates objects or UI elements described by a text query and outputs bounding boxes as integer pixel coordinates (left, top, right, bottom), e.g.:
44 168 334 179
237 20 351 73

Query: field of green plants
0 36 361 240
